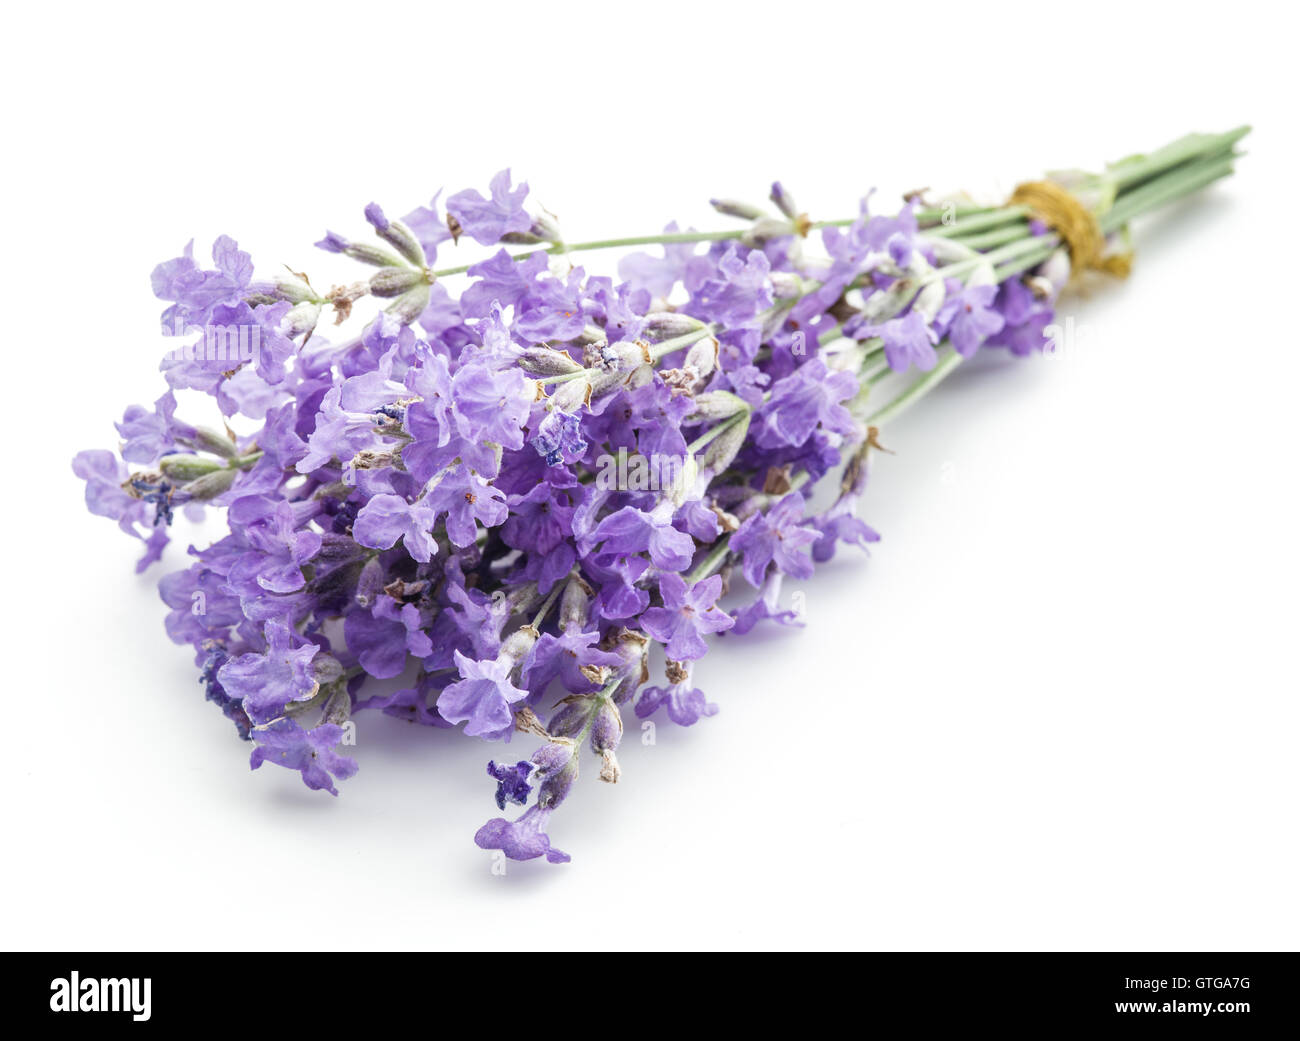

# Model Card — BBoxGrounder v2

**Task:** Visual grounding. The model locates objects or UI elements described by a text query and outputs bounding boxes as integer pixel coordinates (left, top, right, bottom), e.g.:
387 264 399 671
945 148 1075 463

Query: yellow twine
1008 180 1132 279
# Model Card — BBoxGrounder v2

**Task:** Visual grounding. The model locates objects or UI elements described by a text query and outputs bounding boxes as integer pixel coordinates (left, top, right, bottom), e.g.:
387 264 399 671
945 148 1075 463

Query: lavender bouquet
75 128 1247 864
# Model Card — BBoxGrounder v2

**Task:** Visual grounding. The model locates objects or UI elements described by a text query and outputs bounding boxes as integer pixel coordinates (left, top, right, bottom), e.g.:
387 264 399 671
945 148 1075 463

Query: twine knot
1008 180 1132 279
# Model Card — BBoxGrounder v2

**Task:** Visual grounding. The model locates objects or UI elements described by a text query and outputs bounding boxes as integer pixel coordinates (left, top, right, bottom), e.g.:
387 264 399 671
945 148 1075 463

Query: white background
3 1 1295 951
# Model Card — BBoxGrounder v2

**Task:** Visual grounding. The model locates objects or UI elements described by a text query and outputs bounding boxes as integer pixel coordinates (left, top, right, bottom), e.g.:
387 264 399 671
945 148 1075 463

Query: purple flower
151 236 254 328
436 650 527 740
635 675 718 726
687 246 774 327
474 804 570 864
618 222 698 298
586 504 695 571
640 573 734 661
353 493 438 562
424 465 507 548
446 170 531 246
115 391 191 465
522 628 621 697
755 357 859 449
230 500 322 594
249 719 357 796
938 283 1006 358
867 310 940 372
730 492 819 586
451 360 531 450
345 597 433 679
297 386 380 473
401 190 454 264
532 410 587 466
72 449 150 536
486 760 533 810
216 619 319 724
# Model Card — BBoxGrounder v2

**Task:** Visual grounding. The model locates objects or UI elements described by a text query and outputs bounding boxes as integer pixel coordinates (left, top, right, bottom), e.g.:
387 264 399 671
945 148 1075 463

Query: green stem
863 346 963 428
687 410 749 454
687 535 732 585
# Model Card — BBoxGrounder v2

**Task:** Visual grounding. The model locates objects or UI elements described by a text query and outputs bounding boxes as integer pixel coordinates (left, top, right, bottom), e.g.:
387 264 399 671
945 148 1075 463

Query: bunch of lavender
74 129 1247 863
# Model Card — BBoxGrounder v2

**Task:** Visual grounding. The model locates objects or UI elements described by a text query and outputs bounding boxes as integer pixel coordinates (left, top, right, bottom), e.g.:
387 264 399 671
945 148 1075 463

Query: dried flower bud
518 346 582 376
682 335 718 379
385 283 430 325
159 454 224 481
354 557 386 608
275 274 318 304
769 181 799 221
547 695 594 739
363 204 426 266
710 198 767 220
321 232 406 269
549 376 592 413
590 699 623 754
645 311 707 338
743 216 798 245
532 739 579 808
369 267 427 298
179 466 237 501
689 391 747 422
559 573 594 631
913 279 947 322
498 625 539 669
699 412 751 474
770 272 806 299
282 300 323 336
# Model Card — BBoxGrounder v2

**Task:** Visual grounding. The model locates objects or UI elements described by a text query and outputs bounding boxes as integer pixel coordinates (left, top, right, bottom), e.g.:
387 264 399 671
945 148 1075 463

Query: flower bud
532 739 579 809
369 267 427 298
743 217 798 246
666 453 699 508
590 699 623 754
178 466 238 501
559 573 594 631
600 628 650 703
318 230 407 268
913 279 947 322
159 454 224 481
682 335 718 380
549 376 592 413
364 204 426 266
547 694 594 738
699 412 751 474
354 557 387 608
503 214 562 245
710 198 767 220
321 682 352 726
927 237 980 265
689 391 747 422
385 284 430 325
313 655 346 688
770 271 806 299
645 311 707 338
769 181 800 221
860 276 919 322
283 300 323 337
275 274 318 304
178 426 238 460
499 625 539 669
518 346 582 376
